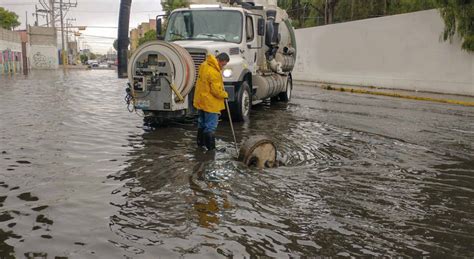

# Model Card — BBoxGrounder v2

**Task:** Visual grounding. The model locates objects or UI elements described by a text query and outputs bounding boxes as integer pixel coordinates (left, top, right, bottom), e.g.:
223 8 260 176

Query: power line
0 3 37 5
70 10 162 13
80 34 116 39
69 26 118 29
81 42 113 45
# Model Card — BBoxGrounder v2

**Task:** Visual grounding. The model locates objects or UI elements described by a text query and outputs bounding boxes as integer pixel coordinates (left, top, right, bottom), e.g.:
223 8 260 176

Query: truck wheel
232 81 251 121
278 76 292 102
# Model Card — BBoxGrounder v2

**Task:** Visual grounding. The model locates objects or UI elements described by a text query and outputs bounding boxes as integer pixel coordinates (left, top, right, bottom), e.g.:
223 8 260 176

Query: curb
319 85 474 107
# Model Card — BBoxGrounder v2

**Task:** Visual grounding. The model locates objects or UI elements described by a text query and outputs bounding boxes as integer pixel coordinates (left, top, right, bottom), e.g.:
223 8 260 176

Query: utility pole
60 0 66 67
50 0 55 28
56 0 77 67
33 7 51 27
66 18 76 65
66 18 76 43
35 5 39 26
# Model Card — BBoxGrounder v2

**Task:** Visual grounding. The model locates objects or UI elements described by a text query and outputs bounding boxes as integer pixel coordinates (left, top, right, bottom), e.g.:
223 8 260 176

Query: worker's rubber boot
197 128 205 147
204 132 216 151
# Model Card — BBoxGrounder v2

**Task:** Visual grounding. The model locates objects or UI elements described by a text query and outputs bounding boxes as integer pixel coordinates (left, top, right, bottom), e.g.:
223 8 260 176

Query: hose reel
128 41 196 103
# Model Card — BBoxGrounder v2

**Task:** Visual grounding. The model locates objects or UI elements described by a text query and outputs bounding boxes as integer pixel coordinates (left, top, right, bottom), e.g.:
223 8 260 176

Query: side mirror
156 15 167 40
257 18 265 36
156 18 163 40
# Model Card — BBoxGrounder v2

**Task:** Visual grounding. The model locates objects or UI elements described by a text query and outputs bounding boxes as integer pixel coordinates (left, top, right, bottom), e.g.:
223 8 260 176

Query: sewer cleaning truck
125 0 297 123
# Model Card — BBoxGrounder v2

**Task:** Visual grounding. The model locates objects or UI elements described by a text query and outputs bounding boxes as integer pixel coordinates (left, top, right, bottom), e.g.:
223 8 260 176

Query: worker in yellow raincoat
193 53 230 150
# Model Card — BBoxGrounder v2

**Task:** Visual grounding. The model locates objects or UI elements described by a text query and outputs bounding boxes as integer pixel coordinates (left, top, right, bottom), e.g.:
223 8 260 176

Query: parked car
86 60 99 68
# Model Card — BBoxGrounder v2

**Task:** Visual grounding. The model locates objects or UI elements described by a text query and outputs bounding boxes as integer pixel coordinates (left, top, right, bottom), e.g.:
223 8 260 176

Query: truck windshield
164 10 243 43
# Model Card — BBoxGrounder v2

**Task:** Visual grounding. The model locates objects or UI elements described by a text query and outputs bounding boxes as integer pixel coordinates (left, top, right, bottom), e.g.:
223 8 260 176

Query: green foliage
162 0 188 16
278 0 325 28
80 54 88 64
388 0 437 14
113 39 118 51
279 0 438 28
0 7 20 30
436 0 474 52
89 52 97 60
138 30 157 46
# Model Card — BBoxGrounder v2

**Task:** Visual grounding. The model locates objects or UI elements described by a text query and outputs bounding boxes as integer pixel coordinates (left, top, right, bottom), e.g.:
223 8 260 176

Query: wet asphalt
0 70 473 258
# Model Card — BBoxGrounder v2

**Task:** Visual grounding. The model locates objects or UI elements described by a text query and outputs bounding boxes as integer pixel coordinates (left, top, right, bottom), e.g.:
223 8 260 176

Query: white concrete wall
29 45 58 69
28 26 58 70
293 9 474 96
0 40 21 52
0 28 21 52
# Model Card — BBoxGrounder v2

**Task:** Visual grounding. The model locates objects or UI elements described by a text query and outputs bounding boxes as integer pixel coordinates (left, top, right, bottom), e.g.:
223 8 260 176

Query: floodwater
0 70 473 258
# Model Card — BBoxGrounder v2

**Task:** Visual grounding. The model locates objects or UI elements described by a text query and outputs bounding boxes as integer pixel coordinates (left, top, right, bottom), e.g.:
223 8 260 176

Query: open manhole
238 135 277 169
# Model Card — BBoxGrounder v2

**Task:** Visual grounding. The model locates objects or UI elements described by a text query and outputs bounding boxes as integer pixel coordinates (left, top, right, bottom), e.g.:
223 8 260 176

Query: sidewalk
296 81 474 107
59 64 90 70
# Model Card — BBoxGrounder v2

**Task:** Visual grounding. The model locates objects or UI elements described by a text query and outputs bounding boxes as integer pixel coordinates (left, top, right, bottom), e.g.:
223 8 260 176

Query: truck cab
127 0 297 122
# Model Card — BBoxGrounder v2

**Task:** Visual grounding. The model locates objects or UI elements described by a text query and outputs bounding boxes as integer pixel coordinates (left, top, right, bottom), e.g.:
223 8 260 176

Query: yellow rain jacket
193 55 229 114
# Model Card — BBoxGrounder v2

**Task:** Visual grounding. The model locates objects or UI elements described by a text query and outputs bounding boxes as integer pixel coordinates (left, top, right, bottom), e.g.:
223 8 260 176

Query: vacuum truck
126 0 297 123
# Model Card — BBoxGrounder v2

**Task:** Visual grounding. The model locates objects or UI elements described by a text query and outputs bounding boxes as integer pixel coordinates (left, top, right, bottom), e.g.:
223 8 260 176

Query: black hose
117 0 132 78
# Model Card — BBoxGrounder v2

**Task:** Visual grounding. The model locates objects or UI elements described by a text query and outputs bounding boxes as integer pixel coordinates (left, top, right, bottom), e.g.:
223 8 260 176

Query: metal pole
66 21 69 64
60 0 66 67
225 99 239 153
50 0 55 28
22 42 28 75
35 5 39 26
117 0 132 78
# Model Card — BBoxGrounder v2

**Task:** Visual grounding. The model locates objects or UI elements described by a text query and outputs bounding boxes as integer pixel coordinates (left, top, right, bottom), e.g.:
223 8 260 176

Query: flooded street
1 70 473 258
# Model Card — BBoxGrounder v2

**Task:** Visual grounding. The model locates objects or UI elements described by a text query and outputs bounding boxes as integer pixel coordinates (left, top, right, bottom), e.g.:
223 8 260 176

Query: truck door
244 14 258 74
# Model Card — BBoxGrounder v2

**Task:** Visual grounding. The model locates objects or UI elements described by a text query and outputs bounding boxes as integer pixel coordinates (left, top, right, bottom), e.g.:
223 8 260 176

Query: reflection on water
1 70 473 257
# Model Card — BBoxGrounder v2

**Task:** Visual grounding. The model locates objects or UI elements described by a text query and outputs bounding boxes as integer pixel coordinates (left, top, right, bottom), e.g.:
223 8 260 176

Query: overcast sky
1 0 164 53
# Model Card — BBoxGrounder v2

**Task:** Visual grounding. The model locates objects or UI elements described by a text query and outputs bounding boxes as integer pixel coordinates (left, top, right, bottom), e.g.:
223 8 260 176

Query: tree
113 39 118 51
0 7 20 30
436 0 474 52
138 30 157 46
162 0 188 16
279 0 438 28
80 54 88 64
325 0 340 24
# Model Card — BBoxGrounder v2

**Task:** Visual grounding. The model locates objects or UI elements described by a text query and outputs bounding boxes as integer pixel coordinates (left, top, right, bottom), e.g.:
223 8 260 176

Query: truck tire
278 76 292 102
232 81 251 121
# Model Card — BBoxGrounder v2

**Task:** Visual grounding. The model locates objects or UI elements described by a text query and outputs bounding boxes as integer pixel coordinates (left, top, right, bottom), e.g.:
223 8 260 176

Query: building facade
130 19 157 53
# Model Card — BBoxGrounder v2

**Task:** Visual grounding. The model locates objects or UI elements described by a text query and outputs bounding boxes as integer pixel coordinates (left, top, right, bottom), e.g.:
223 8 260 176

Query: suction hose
127 41 196 100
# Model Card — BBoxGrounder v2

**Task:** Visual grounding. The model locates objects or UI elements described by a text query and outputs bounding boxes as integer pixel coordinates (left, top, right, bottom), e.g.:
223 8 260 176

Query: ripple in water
1 71 473 257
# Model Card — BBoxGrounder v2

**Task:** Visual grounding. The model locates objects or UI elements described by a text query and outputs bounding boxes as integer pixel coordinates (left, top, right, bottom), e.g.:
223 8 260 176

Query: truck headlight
223 68 233 78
